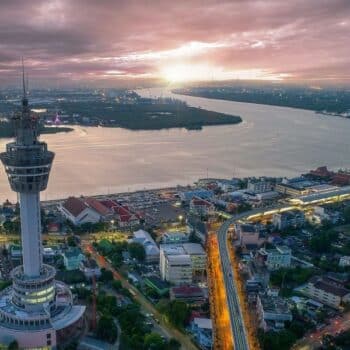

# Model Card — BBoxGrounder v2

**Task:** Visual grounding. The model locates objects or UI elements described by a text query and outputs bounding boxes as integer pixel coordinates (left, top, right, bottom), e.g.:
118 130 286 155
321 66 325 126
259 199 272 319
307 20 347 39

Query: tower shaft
19 192 42 277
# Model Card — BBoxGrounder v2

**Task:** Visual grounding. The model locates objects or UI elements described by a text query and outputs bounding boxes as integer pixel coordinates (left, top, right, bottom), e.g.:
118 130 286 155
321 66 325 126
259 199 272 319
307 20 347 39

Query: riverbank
173 87 350 116
0 121 74 138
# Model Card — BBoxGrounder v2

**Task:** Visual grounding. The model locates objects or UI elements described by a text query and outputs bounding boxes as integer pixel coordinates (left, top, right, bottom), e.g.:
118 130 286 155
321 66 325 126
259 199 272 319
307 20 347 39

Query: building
235 223 265 249
170 285 206 305
80 258 101 279
273 210 305 230
257 246 292 270
63 248 85 271
339 256 350 267
275 177 316 196
101 199 139 228
312 206 342 225
257 294 292 331
159 243 206 284
302 276 350 308
190 196 215 216
132 229 160 263
190 318 213 350
180 189 213 202
182 243 206 279
162 231 189 244
144 276 169 296
60 197 101 225
159 245 192 285
0 74 85 348
247 179 272 194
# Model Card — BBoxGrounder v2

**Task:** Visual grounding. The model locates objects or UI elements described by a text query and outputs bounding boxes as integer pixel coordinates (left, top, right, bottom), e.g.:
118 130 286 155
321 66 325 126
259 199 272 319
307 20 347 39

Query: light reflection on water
0 88 349 201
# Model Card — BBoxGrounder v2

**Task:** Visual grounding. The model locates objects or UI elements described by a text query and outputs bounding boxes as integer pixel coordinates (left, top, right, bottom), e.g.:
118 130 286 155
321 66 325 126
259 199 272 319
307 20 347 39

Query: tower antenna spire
22 57 26 97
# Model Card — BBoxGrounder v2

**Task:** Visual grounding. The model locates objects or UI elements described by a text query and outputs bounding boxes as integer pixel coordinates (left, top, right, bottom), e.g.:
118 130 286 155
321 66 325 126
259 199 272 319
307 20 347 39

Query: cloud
0 0 349 86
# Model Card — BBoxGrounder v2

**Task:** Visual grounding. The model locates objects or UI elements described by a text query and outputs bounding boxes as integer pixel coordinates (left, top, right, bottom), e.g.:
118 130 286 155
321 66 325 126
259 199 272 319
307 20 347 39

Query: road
215 191 350 350
82 242 198 350
293 312 350 350
216 204 299 349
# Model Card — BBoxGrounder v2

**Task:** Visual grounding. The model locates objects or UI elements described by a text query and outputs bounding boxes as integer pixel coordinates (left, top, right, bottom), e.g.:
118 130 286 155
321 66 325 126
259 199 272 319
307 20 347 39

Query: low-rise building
339 256 350 267
257 246 292 271
162 231 189 244
80 258 101 279
257 294 292 331
190 318 213 350
247 179 272 194
62 247 85 271
273 210 305 230
235 223 265 249
132 229 160 264
190 196 215 216
144 276 170 296
302 276 350 308
170 285 206 305
60 197 101 225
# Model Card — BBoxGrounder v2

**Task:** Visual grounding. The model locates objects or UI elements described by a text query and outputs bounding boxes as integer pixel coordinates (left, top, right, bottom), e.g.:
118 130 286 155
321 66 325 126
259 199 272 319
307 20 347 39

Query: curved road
217 206 288 350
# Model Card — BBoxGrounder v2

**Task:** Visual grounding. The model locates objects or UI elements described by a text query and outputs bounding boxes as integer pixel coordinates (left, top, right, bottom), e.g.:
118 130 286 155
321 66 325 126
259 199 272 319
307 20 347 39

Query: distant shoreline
173 89 350 119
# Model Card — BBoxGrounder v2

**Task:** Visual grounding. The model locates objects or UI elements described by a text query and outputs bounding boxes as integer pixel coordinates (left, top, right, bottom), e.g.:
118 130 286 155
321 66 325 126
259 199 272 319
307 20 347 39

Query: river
0 88 349 201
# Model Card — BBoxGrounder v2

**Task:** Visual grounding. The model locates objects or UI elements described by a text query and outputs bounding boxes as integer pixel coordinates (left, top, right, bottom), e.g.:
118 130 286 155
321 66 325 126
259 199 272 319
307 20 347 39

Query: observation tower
0 66 85 349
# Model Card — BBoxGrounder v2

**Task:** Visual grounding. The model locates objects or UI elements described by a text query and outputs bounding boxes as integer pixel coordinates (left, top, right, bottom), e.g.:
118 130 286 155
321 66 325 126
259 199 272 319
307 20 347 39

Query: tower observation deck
0 66 85 349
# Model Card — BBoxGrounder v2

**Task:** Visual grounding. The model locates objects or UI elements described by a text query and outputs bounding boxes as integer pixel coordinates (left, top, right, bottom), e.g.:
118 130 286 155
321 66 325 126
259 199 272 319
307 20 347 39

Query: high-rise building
0 69 85 349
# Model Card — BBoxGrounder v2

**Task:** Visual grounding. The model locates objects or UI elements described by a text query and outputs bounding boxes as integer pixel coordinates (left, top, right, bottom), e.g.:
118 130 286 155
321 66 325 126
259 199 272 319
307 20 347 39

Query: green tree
344 206 350 223
144 333 165 350
7 341 19 350
96 315 118 343
128 242 146 262
99 268 114 282
167 338 181 350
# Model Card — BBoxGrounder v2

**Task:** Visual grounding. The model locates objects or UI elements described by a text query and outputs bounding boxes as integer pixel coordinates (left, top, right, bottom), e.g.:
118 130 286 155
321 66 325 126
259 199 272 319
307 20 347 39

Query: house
257 294 292 331
83 197 112 219
190 318 213 350
62 248 85 271
302 276 350 308
101 199 139 228
132 229 160 263
190 196 215 216
80 258 101 279
60 197 101 225
235 223 265 249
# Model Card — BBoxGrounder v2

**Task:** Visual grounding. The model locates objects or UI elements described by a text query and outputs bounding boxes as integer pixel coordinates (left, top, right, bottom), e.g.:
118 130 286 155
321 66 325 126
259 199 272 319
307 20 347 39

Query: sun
161 64 207 83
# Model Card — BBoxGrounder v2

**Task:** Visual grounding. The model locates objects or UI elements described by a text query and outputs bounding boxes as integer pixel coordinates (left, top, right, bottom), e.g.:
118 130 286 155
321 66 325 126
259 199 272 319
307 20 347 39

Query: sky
0 0 349 87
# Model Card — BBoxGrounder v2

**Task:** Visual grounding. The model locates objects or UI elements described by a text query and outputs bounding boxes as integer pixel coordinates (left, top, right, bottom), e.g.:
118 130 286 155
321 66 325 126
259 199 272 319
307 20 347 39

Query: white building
339 256 350 267
302 276 350 308
190 196 215 216
190 317 213 349
160 243 206 284
182 243 206 277
247 179 272 194
60 197 101 225
133 229 160 264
